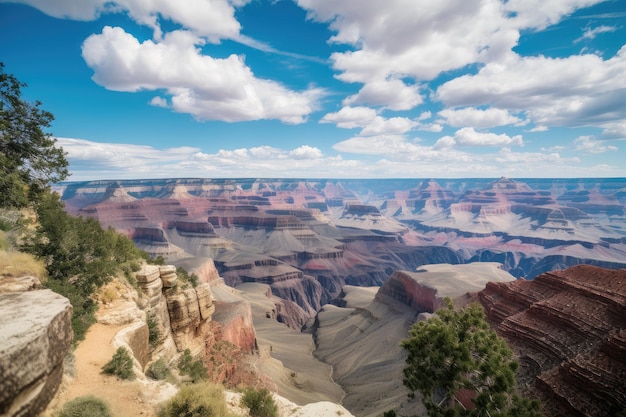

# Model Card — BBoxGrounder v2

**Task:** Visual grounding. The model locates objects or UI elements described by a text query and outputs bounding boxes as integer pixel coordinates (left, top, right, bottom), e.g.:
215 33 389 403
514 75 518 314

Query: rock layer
479 265 626 417
0 288 73 417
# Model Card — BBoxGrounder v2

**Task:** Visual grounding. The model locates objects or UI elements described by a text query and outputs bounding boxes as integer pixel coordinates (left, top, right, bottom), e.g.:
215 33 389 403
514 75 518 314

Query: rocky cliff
0 277 73 417
134 264 257 365
479 265 626 417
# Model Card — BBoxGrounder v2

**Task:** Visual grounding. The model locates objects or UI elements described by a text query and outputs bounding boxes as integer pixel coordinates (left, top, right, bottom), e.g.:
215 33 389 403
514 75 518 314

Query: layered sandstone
479 265 626 417
0 284 73 417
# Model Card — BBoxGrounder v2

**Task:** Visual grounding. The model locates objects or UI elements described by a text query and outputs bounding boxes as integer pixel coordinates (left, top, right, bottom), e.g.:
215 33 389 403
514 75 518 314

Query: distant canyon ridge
55 177 626 328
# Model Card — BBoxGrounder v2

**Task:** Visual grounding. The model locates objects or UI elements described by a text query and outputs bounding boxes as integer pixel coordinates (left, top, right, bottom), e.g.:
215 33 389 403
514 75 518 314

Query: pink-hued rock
212 301 257 353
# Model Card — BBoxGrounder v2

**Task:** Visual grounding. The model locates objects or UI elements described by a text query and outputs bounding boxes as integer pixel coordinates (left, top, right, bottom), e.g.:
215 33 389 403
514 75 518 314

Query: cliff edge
0 277 73 417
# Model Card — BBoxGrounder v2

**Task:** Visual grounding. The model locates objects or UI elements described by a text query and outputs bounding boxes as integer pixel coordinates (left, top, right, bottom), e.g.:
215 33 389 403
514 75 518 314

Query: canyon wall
479 265 626 417
56 177 626 329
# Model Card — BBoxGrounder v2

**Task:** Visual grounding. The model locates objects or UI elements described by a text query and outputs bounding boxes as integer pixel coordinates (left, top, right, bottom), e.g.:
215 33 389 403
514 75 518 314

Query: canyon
55 177 626 328
44 177 626 416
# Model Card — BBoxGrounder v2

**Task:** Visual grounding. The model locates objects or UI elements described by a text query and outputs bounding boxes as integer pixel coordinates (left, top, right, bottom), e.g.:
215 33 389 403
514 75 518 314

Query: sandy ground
43 323 157 417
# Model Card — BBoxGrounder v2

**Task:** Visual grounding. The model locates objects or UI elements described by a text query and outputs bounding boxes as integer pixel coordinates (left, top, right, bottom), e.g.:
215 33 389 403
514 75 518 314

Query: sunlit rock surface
0 284 72 417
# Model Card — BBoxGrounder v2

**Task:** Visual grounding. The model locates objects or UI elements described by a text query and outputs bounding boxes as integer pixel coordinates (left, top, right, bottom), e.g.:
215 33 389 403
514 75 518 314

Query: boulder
0 289 72 417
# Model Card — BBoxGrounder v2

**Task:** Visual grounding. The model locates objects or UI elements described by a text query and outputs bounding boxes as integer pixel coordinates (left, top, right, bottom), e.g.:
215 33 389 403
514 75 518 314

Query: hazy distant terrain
56 177 626 326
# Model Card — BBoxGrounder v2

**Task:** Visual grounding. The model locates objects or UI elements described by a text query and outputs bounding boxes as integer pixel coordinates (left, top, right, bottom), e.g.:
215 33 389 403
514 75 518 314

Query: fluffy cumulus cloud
438 107 522 128
320 106 418 136
343 78 423 111
434 127 523 148
82 27 323 123
435 47 626 135
10 0 248 41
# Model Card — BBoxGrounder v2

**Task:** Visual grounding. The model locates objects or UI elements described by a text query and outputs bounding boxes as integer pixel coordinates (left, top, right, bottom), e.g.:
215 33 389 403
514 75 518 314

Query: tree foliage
401 299 540 417
0 62 68 208
21 192 148 341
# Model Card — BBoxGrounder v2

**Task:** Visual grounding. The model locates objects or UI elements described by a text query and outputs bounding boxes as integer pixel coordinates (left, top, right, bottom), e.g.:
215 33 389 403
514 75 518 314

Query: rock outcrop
479 265 626 417
0 282 73 417
376 263 516 313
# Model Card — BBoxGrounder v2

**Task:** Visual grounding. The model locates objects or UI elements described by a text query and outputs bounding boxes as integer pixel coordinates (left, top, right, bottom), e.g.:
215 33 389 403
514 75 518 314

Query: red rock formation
479 265 626 417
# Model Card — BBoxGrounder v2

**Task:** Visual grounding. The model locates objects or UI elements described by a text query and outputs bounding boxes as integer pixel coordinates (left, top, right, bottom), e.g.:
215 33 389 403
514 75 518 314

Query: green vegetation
177 266 199 288
401 299 540 417
102 346 135 380
54 395 112 417
147 312 160 347
20 192 148 342
147 358 173 381
178 348 208 383
240 388 278 417
157 382 236 417
1 62 68 209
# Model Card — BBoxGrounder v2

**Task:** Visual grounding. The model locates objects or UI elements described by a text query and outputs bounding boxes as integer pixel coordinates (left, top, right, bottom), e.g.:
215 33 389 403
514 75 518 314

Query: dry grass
0 249 47 280
96 280 124 304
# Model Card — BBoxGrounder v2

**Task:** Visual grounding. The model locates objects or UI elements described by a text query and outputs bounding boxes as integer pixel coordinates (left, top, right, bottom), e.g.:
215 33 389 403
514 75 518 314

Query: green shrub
102 346 135 380
240 387 278 417
147 358 172 381
147 312 160 347
176 266 199 288
177 349 208 383
158 382 235 417
54 395 112 417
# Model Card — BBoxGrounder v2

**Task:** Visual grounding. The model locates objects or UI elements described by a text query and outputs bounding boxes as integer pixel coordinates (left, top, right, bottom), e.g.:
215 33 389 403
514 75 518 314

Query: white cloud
149 96 168 108
9 0 248 41
575 25 617 42
435 47 626 134
573 136 618 153
503 0 604 30
320 106 378 129
57 136 625 180
438 107 522 128
82 27 323 123
343 78 423 110
320 106 418 136
434 127 523 148
290 145 323 160
57 137 368 180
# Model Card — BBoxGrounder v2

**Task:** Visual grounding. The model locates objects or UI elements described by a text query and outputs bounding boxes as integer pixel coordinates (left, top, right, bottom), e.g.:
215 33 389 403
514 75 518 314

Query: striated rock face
212 301 257 353
479 265 626 417
376 263 516 313
0 287 73 417
57 177 626 329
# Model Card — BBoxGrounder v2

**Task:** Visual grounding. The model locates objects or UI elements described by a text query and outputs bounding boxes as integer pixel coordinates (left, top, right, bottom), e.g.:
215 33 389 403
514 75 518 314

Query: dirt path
44 323 156 417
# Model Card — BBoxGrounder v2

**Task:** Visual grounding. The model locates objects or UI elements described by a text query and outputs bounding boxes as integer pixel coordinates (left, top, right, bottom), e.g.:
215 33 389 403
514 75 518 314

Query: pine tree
401 299 540 417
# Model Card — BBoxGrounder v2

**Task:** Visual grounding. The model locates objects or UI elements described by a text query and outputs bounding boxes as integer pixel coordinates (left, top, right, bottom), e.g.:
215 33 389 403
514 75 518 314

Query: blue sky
1 0 625 180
